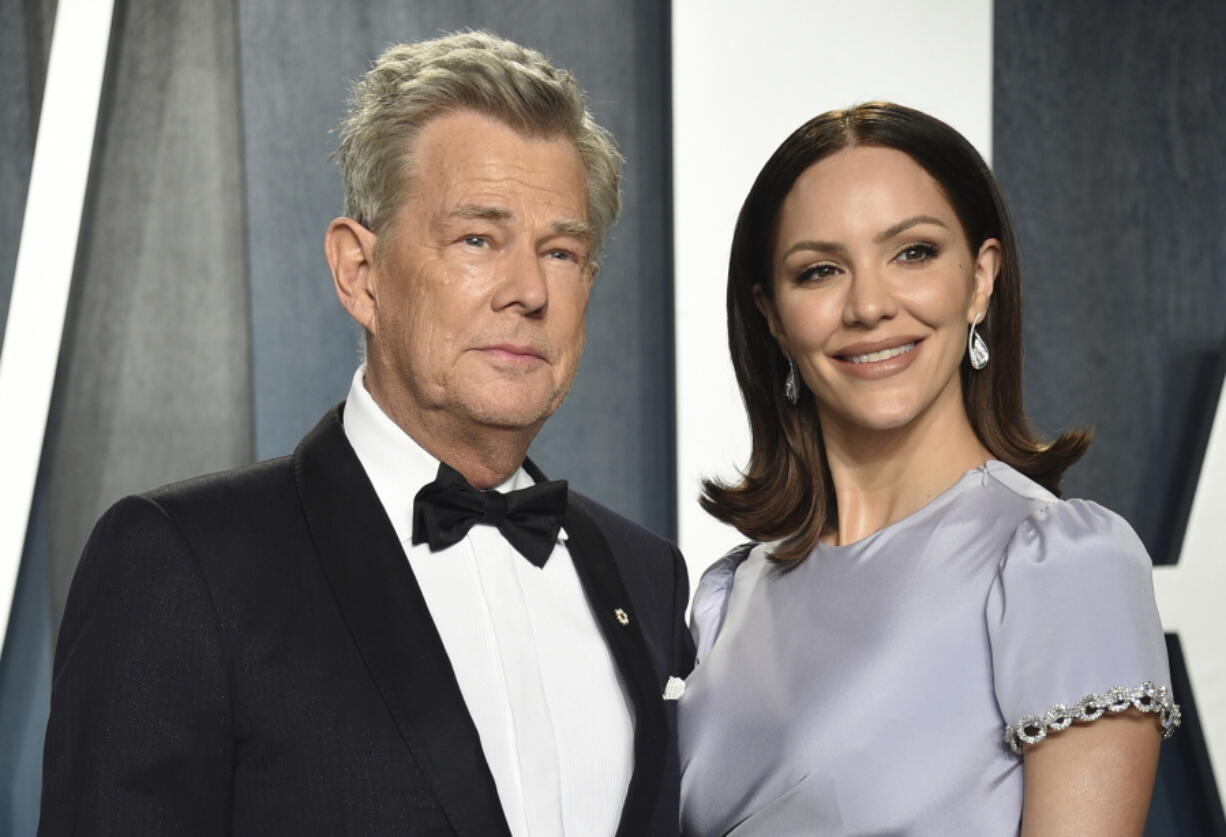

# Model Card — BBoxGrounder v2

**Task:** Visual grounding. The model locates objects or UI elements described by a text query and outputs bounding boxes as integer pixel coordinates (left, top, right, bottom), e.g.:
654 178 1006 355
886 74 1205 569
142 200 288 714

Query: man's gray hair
335 31 623 258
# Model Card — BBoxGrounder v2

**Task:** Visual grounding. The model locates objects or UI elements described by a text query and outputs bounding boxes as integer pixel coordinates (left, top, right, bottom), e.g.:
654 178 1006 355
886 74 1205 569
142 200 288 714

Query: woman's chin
828 399 924 434
818 372 963 435
857 412 919 433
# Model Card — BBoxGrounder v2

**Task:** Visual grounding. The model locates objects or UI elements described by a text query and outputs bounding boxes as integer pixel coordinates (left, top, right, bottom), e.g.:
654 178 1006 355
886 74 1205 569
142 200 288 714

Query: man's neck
422 431 529 489
363 373 533 489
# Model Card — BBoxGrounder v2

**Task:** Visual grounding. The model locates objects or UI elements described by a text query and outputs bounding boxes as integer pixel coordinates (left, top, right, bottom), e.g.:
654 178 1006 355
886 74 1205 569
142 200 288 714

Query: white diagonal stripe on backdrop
0 0 116 654
1153 369 1226 810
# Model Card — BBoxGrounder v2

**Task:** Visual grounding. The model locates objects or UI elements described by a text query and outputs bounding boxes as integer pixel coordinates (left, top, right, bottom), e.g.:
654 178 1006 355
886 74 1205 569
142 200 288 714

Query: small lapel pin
614 607 630 626
663 676 686 700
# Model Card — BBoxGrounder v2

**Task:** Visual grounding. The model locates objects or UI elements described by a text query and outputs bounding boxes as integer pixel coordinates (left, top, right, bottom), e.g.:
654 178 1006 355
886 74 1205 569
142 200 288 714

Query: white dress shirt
341 367 634 837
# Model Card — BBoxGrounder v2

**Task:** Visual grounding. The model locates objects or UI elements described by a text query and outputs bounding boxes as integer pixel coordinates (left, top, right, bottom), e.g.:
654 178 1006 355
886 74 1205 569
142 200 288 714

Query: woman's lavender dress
678 461 1178 836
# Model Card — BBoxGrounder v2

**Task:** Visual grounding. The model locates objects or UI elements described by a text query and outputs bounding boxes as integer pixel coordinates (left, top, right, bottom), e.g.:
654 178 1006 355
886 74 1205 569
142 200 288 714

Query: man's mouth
477 344 546 363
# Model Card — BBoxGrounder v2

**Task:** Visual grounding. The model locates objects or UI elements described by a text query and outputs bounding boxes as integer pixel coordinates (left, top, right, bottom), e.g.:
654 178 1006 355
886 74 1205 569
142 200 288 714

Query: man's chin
458 397 559 433
458 375 571 421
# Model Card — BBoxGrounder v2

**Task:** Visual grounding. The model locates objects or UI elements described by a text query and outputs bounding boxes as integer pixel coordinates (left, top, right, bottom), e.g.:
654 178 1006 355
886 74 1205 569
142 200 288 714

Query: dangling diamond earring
967 315 989 370
784 358 800 404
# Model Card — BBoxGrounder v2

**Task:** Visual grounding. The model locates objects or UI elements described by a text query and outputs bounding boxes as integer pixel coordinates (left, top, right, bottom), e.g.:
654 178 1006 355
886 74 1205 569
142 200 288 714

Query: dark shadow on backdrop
994 0 1226 832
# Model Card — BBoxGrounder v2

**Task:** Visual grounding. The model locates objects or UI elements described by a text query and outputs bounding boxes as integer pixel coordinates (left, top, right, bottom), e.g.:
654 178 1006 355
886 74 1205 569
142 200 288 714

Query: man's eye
897 243 937 263
463 235 488 248
546 248 577 262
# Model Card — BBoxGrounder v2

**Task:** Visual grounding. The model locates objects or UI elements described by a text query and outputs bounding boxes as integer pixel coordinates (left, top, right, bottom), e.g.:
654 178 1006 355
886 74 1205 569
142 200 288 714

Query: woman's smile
832 337 925 380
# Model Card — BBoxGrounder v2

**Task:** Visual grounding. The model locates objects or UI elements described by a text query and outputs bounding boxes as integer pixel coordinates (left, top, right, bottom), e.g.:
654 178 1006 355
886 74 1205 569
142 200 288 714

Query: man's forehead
412 114 585 181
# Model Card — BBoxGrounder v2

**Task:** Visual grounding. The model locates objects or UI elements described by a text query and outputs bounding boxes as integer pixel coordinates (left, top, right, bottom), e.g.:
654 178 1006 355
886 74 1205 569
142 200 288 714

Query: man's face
365 109 594 437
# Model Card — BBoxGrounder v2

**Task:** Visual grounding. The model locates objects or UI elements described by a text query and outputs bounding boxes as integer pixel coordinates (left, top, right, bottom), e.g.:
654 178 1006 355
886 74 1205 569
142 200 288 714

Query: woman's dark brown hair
701 102 1091 561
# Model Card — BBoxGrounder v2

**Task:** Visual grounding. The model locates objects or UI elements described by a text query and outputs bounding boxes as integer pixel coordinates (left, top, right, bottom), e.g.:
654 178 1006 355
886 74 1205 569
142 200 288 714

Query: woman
677 103 1179 836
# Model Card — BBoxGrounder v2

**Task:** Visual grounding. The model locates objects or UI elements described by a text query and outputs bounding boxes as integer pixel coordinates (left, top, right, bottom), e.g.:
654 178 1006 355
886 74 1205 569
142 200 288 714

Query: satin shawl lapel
524 461 668 836
294 406 511 837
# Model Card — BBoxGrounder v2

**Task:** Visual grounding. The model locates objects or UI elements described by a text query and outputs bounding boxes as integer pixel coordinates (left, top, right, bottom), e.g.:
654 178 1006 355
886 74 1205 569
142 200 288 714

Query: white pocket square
663 676 686 700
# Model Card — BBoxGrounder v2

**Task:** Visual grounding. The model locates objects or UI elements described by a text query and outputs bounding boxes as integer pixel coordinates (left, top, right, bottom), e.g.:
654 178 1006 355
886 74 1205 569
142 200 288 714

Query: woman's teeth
847 341 917 364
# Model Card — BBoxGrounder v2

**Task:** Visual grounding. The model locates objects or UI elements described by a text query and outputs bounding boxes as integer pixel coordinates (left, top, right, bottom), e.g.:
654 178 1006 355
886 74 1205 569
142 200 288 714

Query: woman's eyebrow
780 239 848 261
780 215 950 262
873 214 948 244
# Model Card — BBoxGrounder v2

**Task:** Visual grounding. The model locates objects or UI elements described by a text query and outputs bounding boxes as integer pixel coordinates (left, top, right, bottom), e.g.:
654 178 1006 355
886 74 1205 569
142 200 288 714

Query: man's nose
491 242 548 314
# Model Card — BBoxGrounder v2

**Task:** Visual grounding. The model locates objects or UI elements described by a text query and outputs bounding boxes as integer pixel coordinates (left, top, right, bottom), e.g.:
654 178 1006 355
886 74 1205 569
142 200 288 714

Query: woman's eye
796 264 839 283
896 243 937 263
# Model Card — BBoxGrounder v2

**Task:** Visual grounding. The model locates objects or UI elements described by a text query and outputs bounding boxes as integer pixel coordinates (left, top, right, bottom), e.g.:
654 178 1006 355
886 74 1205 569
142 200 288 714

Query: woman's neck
819 380 993 546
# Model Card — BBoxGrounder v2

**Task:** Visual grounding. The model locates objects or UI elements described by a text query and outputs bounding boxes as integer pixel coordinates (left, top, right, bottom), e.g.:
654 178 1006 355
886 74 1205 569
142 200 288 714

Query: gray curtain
41 0 252 625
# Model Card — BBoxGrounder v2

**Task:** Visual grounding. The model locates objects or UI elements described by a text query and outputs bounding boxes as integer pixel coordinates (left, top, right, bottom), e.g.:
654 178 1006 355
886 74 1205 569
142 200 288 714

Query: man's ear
752 283 790 355
968 237 1002 323
325 217 380 334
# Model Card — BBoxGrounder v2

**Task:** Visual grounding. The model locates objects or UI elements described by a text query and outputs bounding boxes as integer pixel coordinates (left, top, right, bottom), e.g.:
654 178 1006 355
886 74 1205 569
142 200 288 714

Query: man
40 32 693 836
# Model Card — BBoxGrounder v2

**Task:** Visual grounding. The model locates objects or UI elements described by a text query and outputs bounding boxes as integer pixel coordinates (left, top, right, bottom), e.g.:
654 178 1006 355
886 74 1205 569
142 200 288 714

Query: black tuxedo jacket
39 406 694 836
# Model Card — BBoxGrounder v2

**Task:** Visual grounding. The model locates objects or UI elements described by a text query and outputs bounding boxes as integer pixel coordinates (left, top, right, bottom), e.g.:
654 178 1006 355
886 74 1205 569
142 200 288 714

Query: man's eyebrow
550 218 594 239
450 204 514 222
448 205 592 240
873 214 948 244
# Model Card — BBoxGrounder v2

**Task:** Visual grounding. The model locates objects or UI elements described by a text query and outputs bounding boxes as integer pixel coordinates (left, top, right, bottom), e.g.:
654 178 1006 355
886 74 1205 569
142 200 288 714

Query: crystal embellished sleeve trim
1004 681 1181 754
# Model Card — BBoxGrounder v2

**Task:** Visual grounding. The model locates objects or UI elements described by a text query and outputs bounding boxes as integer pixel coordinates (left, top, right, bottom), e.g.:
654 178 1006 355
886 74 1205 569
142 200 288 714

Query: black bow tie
411 462 568 568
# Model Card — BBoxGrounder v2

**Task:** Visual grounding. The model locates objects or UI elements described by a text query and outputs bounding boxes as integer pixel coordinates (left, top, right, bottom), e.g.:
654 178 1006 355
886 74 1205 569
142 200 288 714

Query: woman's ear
968 237 1002 322
325 217 381 334
753 283 790 355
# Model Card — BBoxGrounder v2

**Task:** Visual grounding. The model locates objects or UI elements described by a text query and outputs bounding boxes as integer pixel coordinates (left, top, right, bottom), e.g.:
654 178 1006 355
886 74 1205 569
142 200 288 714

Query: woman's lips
832 338 923 380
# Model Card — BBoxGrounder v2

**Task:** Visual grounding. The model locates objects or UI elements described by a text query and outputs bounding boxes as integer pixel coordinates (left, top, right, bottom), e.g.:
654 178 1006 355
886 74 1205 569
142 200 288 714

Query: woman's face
757 145 1000 434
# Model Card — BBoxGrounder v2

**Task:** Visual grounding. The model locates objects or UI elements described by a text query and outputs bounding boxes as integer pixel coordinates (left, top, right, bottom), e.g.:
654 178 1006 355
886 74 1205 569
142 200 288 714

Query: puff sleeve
986 499 1180 754
690 543 755 665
